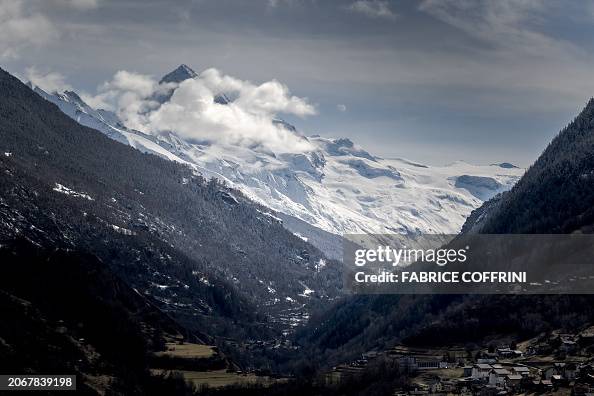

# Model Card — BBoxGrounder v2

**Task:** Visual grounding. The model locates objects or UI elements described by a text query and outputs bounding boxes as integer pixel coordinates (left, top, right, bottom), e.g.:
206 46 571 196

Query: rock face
159 64 198 84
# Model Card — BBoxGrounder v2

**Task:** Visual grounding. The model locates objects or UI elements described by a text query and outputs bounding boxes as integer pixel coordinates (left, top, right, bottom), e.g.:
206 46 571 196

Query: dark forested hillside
0 66 342 386
297 98 594 369
463 98 594 234
0 238 196 395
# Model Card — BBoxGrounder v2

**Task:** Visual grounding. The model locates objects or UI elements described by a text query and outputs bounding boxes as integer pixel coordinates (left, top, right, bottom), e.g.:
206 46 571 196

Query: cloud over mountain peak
79 65 316 153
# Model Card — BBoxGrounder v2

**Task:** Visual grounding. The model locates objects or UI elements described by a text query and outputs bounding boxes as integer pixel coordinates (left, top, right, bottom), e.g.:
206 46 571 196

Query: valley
1 58 594 396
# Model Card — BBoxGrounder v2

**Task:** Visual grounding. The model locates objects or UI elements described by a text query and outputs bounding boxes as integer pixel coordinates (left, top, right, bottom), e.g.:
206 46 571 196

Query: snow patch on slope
53 183 93 200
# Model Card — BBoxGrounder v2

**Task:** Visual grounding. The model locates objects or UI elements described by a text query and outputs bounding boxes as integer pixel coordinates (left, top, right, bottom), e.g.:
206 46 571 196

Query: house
430 379 456 393
565 363 578 380
472 364 493 380
531 379 554 392
530 380 541 390
580 363 594 377
541 379 553 390
497 348 514 358
497 347 523 358
456 377 473 391
544 363 564 380
561 339 578 354
506 374 523 388
417 360 449 370
489 368 511 387
324 364 364 385
528 343 553 355
398 356 448 371
511 366 530 377
463 366 473 377
551 374 568 387
544 362 578 380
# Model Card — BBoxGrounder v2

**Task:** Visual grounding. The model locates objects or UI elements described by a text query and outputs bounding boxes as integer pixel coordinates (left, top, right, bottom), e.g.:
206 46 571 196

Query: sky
2 0 594 166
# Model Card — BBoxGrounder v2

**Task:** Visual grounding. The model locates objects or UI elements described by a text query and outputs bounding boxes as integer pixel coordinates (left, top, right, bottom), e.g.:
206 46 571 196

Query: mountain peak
159 64 198 84
490 162 519 169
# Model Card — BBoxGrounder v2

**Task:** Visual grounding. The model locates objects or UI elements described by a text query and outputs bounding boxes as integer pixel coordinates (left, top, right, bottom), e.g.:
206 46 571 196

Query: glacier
28 66 523 253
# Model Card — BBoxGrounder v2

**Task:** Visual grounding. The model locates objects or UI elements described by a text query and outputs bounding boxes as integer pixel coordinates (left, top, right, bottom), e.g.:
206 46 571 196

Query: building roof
476 364 492 369
512 366 530 372
492 369 511 376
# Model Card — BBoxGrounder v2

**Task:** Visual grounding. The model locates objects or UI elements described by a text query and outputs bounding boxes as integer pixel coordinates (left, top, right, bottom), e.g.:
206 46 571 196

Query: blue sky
2 0 594 166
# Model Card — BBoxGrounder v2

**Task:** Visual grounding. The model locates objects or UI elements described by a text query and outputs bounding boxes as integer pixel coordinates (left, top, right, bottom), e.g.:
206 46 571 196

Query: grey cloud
54 0 100 10
347 1 396 20
0 0 59 59
5 0 594 166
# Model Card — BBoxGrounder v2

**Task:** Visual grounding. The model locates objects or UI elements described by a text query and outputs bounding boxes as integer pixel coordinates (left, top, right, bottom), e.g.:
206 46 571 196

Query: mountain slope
463 98 594 234
0 238 194 395
296 98 594 368
29 65 523 251
0 66 342 345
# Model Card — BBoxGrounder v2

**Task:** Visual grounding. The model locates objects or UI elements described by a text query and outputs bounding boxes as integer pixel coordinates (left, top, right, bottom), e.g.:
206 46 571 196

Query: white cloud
82 70 163 131
25 67 72 93
103 70 157 98
54 0 100 10
337 104 347 112
196 69 315 118
0 0 59 59
347 1 396 20
84 68 316 153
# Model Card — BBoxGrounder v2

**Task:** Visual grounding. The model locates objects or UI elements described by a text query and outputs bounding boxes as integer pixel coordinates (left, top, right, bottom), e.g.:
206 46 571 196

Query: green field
154 343 216 359
151 369 281 389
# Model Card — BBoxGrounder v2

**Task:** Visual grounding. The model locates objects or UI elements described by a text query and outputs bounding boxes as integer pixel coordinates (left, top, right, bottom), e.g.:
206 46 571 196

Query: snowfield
30 72 523 243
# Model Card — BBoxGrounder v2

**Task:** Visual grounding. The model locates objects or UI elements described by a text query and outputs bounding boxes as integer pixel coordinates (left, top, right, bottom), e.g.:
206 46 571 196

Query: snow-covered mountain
29 65 523 252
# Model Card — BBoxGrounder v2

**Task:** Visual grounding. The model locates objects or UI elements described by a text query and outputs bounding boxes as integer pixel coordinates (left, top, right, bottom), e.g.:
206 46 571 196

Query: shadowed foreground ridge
0 67 341 393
